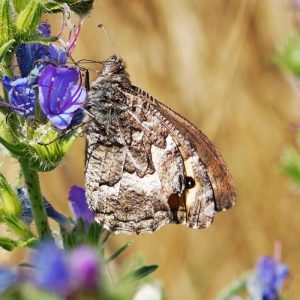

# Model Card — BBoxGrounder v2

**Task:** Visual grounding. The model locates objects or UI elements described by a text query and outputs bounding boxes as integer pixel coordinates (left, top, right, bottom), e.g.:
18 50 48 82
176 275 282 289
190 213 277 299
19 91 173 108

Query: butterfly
85 55 236 234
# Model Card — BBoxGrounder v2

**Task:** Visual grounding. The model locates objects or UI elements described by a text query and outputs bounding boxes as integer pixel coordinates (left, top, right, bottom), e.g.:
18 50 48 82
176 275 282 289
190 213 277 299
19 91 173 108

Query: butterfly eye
185 176 195 189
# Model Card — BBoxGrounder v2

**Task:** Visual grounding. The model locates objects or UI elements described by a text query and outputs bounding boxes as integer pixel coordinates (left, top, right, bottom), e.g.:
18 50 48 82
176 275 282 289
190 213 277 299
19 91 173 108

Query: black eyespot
185 176 195 189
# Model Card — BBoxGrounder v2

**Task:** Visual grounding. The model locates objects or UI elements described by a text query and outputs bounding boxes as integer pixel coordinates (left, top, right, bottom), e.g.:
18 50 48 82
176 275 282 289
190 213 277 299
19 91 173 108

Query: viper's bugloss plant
216 247 289 300
0 1 159 299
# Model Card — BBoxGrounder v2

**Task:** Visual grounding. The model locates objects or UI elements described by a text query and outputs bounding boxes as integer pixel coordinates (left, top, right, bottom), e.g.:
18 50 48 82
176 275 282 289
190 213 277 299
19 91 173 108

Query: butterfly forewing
85 55 235 234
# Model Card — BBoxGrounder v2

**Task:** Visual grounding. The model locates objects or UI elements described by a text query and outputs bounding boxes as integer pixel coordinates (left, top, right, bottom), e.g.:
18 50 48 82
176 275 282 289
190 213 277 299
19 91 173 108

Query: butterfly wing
85 82 235 234
134 87 236 212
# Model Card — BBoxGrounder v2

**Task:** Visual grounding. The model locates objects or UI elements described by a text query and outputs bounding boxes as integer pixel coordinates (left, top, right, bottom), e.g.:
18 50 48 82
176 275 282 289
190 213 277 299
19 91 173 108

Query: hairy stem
19 158 52 240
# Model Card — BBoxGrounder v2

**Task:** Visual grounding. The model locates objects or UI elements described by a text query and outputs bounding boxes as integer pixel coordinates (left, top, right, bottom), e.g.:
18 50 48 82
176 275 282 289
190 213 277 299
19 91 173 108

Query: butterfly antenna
97 24 120 57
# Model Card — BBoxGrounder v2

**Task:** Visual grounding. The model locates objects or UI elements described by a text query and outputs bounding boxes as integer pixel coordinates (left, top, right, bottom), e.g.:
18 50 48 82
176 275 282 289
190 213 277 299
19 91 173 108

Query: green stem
215 271 251 300
19 158 52 240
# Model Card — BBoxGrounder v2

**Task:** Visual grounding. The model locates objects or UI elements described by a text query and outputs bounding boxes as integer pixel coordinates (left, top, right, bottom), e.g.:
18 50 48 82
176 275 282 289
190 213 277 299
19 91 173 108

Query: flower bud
69 0 94 17
26 122 78 172
0 117 78 172
49 0 94 16
0 0 14 45
0 174 21 220
16 0 42 37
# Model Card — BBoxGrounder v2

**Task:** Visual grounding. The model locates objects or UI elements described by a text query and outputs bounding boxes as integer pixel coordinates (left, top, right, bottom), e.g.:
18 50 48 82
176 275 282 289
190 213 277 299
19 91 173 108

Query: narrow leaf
106 242 131 263
0 39 15 64
0 236 17 251
122 265 158 282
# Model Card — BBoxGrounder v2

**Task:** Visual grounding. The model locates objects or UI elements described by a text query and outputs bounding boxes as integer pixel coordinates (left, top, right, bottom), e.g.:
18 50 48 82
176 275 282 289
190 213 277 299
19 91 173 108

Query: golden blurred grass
2 0 300 299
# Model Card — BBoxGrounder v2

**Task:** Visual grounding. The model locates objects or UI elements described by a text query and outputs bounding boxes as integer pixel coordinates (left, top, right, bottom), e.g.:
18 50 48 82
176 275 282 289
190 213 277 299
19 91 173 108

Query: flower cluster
2 22 86 130
247 256 289 300
217 252 289 300
0 242 101 296
0 2 162 300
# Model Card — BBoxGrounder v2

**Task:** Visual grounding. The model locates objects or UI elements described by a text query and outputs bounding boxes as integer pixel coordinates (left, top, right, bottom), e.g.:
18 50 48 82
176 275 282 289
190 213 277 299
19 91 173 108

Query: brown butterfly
85 55 235 234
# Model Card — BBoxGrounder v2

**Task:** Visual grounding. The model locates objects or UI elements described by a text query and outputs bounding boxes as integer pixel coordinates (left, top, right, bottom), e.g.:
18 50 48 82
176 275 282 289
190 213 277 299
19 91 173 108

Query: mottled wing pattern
85 56 235 234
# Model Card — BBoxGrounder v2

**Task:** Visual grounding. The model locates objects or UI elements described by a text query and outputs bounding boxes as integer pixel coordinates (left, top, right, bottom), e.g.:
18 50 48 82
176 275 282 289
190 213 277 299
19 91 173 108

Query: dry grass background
2 0 300 299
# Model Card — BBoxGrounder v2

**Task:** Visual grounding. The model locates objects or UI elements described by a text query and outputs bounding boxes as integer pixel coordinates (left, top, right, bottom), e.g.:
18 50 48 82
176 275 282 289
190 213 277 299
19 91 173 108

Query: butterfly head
91 55 130 89
101 55 127 76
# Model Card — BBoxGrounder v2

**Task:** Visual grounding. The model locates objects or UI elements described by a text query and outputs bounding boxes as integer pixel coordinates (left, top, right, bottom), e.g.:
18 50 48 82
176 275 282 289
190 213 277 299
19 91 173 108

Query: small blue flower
0 268 18 293
247 256 289 300
31 241 72 296
2 76 36 117
38 65 86 129
68 186 94 224
30 242 101 296
17 187 73 231
16 22 67 77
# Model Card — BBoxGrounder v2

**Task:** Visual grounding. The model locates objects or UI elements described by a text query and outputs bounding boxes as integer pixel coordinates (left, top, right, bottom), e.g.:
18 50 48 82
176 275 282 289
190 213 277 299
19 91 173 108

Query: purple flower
247 256 289 300
17 187 73 231
0 268 18 293
68 186 94 224
31 241 72 296
2 76 36 117
30 242 100 296
69 246 100 289
16 23 67 77
38 65 86 129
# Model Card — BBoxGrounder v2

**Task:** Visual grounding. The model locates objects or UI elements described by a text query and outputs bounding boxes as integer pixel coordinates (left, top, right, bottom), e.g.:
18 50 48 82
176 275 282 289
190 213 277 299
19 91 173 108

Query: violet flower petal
69 246 100 289
31 241 72 296
248 256 289 300
68 186 94 224
38 65 86 129
46 113 74 130
16 22 67 77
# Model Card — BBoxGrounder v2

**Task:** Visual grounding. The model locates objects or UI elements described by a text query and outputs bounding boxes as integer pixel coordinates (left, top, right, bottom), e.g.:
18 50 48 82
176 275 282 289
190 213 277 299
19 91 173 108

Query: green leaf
13 0 30 13
0 174 21 219
87 221 103 245
0 0 14 45
106 242 132 263
0 39 15 64
21 35 58 45
122 265 158 282
2 215 34 239
61 219 105 250
0 236 18 251
16 0 42 37
215 271 252 300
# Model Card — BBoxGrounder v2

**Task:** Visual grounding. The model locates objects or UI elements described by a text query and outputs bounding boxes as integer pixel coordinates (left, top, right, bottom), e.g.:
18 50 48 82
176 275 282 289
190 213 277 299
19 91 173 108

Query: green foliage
0 40 15 65
0 174 21 219
281 139 300 186
60 218 104 250
0 0 14 45
0 116 78 172
16 0 42 37
273 34 300 76
44 0 94 16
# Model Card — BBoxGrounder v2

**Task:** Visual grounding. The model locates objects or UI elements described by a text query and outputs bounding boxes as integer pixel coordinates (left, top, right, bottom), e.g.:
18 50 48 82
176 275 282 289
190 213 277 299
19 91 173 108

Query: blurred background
2 0 300 299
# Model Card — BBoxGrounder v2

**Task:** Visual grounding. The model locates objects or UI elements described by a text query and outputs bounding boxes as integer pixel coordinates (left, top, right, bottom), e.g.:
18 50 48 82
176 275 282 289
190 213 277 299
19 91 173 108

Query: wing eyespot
185 176 196 189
